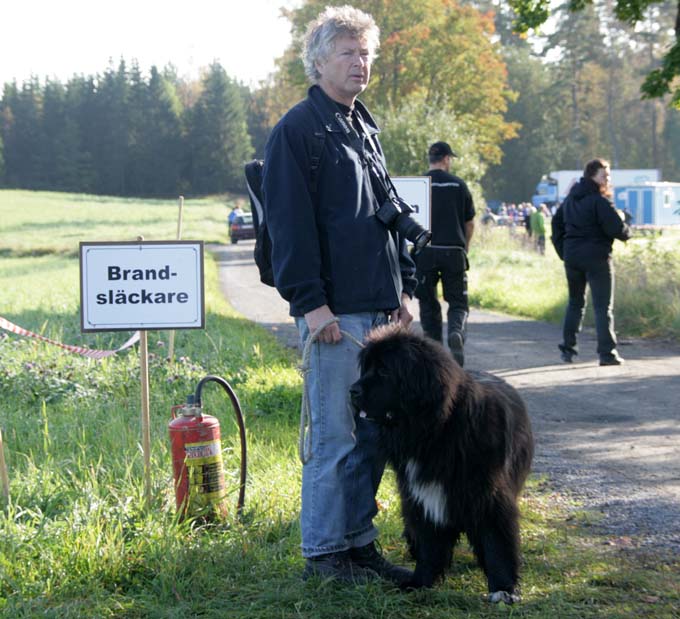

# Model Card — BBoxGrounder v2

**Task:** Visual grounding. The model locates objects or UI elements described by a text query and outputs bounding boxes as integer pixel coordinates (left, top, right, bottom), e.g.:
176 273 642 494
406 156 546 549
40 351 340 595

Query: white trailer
532 169 661 208
614 182 680 226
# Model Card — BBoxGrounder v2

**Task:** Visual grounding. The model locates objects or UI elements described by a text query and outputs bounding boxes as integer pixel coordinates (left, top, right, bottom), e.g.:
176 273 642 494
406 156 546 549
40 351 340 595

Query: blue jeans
296 312 388 558
560 256 618 356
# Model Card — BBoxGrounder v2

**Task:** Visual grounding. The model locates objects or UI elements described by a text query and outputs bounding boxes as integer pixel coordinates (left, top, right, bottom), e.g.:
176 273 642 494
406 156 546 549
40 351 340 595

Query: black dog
349 325 534 603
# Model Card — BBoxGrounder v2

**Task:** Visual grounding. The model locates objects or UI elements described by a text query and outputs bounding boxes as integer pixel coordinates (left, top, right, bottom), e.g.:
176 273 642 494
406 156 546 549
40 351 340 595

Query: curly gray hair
302 5 380 83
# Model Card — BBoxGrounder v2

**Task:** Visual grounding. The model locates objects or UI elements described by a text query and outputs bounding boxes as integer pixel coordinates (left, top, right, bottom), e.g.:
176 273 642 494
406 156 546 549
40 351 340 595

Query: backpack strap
309 130 325 195
244 159 265 230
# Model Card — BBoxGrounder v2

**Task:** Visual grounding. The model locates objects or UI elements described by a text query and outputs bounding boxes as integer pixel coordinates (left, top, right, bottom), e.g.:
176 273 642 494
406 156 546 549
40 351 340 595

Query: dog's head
349 324 463 427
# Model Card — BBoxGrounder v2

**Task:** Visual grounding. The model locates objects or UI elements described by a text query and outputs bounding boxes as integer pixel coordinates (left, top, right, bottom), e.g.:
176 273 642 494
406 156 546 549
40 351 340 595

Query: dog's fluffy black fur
349 324 534 602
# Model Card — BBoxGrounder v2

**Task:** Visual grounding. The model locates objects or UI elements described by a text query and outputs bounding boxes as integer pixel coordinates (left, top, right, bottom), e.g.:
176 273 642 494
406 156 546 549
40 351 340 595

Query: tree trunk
571 63 581 169
648 30 659 167
607 75 620 167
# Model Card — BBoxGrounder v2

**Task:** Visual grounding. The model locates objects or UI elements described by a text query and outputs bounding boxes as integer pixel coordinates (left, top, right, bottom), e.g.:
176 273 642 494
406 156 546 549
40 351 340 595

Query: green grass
469 224 680 341
0 190 679 618
0 189 232 257
469 229 566 325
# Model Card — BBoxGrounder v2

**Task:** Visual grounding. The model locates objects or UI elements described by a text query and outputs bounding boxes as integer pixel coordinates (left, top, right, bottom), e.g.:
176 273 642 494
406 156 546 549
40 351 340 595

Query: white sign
392 176 431 232
80 241 205 332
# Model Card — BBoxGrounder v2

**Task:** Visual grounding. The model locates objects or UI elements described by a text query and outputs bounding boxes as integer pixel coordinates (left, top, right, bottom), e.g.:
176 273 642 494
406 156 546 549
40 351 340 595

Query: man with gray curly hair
262 5 416 585
302 5 380 85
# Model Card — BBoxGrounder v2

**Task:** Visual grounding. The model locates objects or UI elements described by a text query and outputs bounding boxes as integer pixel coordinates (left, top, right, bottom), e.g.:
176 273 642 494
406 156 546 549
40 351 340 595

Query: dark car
230 212 255 244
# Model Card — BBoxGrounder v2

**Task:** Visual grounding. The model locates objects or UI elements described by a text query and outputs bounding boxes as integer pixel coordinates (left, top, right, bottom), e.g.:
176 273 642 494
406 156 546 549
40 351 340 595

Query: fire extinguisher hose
298 317 365 465
193 375 247 513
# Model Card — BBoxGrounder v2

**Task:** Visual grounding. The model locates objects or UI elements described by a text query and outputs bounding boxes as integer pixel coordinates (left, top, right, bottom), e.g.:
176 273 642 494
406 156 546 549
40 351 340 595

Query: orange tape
0 316 139 359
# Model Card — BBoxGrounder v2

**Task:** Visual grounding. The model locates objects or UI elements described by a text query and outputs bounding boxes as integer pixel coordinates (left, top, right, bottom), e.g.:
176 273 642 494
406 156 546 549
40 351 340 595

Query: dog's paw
399 579 420 592
488 590 521 604
399 572 439 591
399 577 432 592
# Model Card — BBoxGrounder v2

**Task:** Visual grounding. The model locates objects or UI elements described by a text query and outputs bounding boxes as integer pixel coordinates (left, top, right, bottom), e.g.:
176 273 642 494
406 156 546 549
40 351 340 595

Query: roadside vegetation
470 223 680 342
1 191 678 617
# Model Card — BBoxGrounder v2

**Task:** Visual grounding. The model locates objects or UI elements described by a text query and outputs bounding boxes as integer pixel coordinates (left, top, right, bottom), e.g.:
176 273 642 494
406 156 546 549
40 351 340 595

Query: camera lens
393 213 431 251
412 229 432 252
375 197 432 252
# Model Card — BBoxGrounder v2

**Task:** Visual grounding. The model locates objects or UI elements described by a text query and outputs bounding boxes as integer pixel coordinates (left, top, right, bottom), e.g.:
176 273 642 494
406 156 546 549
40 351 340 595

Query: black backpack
244 130 326 287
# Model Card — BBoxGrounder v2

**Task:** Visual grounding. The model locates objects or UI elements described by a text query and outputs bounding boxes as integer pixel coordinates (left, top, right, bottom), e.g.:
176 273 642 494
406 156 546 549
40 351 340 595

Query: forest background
1 0 678 206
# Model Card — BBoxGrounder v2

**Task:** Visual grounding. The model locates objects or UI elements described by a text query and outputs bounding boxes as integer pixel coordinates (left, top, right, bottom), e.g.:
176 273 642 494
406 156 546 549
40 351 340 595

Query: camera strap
352 111 393 188
309 89 401 206
345 109 400 205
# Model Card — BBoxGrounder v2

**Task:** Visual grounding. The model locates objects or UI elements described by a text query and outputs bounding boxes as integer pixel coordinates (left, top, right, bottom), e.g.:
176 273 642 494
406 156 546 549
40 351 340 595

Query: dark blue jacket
551 177 631 262
262 85 416 317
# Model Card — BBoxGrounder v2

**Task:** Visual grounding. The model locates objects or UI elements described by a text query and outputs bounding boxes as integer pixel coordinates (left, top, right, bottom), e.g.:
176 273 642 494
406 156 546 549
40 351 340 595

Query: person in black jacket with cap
551 158 631 365
413 141 475 366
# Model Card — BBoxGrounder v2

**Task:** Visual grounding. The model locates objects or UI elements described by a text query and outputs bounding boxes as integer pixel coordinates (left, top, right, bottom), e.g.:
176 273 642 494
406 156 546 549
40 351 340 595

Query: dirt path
211 242 680 556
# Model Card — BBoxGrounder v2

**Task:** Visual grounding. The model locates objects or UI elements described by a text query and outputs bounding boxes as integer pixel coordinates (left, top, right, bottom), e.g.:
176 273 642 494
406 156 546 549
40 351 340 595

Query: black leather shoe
303 551 377 584
350 542 413 586
599 353 624 366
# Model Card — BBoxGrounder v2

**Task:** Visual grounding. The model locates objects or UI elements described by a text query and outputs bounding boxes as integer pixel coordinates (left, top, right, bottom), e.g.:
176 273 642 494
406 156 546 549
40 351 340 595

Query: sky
0 0 300 88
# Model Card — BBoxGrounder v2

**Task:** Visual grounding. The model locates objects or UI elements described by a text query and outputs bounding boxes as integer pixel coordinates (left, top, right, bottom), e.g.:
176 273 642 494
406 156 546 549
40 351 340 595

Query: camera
375 196 432 252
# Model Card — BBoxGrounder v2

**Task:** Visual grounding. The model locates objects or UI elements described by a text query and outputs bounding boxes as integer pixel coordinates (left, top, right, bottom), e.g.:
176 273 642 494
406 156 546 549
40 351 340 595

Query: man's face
316 35 372 106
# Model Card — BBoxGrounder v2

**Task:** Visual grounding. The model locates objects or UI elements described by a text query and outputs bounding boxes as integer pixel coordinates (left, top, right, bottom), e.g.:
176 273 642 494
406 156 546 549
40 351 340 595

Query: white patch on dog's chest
405 460 448 526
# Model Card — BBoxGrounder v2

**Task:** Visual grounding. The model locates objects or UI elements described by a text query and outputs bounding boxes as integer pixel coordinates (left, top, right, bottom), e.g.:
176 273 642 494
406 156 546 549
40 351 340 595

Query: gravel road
211 242 680 558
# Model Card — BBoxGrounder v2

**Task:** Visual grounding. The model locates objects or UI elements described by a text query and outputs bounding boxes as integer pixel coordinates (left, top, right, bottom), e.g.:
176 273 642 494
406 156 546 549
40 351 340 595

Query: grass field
0 189 229 257
469 224 680 341
0 190 678 618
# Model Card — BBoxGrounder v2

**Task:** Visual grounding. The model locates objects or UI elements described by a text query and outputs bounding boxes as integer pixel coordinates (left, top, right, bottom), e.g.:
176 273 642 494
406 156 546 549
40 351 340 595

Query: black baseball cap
428 141 457 158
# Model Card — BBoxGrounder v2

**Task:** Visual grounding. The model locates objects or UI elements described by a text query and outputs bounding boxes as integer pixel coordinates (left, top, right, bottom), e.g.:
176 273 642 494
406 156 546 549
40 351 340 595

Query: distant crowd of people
482 201 553 255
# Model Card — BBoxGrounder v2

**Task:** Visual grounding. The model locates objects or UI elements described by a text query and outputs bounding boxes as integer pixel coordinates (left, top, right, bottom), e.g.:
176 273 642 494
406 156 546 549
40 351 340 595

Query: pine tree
125 62 148 196
40 79 82 191
94 60 131 195
186 63 253 194
0 79 44 188
65 75 98 193
141 66 184 196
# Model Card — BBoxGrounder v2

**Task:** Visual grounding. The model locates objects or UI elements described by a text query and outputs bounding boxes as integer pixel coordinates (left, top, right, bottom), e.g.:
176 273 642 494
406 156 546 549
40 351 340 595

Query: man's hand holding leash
305 305 342 343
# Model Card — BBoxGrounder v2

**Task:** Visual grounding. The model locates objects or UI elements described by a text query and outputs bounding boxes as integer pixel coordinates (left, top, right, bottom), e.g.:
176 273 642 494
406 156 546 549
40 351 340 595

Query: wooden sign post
0 427 9 505
167 196 185 363
139 330 151 504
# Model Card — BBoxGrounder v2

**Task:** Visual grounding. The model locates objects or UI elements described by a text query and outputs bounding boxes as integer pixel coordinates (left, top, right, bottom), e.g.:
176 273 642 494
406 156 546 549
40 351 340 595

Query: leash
298 317 365 464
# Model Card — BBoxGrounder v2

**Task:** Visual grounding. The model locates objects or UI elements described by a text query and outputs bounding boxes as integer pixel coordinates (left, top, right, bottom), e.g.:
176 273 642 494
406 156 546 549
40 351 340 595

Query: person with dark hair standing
262 5 416 584
551 158 631 365
413 141 475 365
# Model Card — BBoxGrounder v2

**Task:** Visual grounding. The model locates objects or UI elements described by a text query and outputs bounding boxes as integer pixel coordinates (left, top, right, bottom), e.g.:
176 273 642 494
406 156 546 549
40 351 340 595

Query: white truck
531 169 661 209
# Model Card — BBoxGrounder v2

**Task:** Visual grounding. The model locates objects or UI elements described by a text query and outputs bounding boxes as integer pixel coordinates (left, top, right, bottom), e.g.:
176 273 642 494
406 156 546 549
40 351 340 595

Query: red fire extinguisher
169 375 246 518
